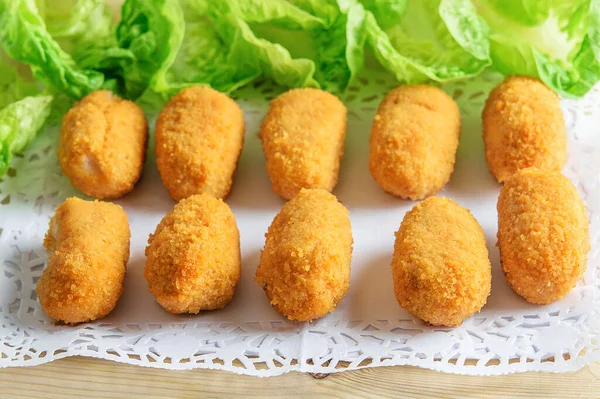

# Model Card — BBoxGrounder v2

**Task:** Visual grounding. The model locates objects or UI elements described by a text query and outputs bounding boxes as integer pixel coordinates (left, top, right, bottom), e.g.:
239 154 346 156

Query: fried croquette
155 86 245 201
37 197 130 324
483 75 567 182
497 168 589 304
260 88 347 200
392 197 491 327
369 85 461 200
58 90 148 199
144 193 241 314
255 189 352 321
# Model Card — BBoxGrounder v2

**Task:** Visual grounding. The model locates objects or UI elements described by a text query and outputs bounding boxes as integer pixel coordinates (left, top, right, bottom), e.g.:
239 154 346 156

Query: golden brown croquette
255 188 352 321
144 193 241 314
369 85 461 200
392 197 491 327
37 197 130 324
260 88 347 200
58 90 148 199
483 75 567 182
497 168 589 304
155 86 245 201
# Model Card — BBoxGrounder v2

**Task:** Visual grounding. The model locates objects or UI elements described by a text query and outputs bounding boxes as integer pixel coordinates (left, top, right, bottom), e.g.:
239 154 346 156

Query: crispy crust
144 193 241 314
58 90 148 199
392 197 491 327
369 85 461 200
497 168 589 304
255 189 353 321
37 197 130 324
260 88 347 200
155 86 245 201
483 75 567 182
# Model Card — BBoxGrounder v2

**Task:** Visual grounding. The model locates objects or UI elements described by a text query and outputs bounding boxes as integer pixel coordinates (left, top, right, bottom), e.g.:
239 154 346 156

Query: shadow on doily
481 229 542 314
227 129 285 211
346 251 409 321
114 153 174 215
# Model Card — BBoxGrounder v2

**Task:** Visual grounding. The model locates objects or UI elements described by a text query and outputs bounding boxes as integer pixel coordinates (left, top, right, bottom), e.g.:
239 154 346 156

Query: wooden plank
0 357 599 399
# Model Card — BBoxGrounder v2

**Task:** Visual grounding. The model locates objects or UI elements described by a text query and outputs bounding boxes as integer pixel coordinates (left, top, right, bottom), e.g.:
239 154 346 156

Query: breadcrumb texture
144 193 241 314
369 85 460 200
483 75 567 182
37 197 130 324
255 189 352 321
497 168 589 304
260 88 347 200
155 86 245 201
392 197 491 327
58 90 148 199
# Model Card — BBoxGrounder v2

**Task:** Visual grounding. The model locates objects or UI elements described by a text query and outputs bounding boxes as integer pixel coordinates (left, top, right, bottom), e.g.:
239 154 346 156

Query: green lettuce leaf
239 0 368 91
476 0 600 98
312 0 368 92
360 0 408 30
116 0 185 99
228 0 326 30
41 0 113 43
365 0 491 84
0 49 56 159
0 95 52 176
0 52 39 110
150 0 261 95
0 0 105 98
154 0 367 95
153 0 320 95
0 0 186 101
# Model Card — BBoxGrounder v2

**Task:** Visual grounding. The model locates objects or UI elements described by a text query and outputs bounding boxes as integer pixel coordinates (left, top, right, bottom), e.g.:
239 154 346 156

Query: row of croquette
37 167 589 327
58 75 566 203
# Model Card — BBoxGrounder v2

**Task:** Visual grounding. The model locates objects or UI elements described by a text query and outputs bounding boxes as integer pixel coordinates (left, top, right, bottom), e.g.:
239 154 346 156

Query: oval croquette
392 197 491 327
58 90 148 199
260 88 347 200
155 86 245 201
483 75 567 182
144 193 241 314
255 189 353 321
369 85 460 200
497 168 589 304
37 197 130 324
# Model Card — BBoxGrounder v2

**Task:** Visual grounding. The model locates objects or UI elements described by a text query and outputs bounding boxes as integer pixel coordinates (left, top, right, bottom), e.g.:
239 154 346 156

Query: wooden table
1 357 599 398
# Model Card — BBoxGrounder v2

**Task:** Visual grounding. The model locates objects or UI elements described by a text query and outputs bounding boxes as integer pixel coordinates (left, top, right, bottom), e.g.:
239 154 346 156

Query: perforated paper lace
1 73 599 376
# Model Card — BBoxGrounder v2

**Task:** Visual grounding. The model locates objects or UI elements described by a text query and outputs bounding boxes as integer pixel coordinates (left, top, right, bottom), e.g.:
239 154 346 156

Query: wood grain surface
1 357 599 398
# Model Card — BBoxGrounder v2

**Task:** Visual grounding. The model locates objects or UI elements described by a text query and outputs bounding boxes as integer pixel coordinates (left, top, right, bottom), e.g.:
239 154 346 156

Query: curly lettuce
475 0 600 98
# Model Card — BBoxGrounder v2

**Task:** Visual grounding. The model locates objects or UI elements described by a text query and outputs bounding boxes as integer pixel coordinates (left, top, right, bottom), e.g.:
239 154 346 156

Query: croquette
37 197 130 324
260 88 347 200
144 193 241 314
255 188 352 321
392 197 491 327
58 90 148 199
155 86 245 201
483 75 567 182
497 168 589 304
369 85 461 200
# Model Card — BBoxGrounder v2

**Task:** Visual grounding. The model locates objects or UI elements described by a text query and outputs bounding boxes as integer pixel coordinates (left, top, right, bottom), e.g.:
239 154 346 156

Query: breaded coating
369 85 460 200
392 197 491 327
497 168 589 304
144 193 241 314
155 86 245 201
260 88 347 200
37 197 130 324
58 90 148 199
483 75 567 182
255 189 352 321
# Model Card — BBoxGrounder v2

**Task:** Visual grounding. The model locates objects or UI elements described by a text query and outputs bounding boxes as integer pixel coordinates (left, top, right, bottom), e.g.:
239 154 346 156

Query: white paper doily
1 72 599 376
